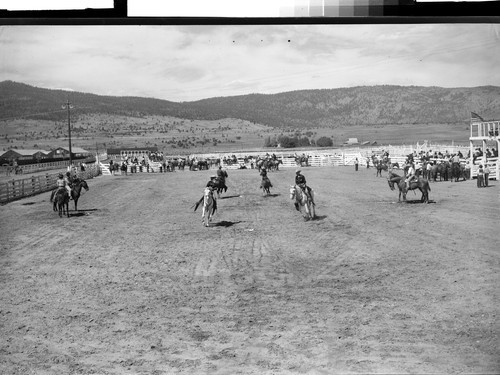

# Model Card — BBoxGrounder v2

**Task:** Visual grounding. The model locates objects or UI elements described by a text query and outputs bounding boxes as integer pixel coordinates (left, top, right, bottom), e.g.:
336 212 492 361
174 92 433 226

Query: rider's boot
294 202 299 211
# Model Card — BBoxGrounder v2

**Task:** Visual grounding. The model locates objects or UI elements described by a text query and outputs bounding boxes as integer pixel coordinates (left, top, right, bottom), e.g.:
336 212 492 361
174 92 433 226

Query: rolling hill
1 81 500 129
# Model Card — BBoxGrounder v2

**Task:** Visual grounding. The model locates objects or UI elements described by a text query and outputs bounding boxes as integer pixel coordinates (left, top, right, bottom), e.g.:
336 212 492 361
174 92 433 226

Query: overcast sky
0 24 498 102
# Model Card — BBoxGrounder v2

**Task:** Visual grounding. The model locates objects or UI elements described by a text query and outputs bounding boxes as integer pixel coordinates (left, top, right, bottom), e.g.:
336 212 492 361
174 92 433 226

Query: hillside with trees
1 80 500 129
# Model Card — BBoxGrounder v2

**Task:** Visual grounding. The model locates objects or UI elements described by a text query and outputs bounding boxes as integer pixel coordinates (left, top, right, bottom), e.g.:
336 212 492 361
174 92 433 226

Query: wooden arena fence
0 165 101 204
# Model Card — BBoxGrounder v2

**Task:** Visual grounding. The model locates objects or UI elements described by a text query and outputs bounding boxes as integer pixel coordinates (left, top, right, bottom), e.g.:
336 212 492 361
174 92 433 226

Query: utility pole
62 100 74 167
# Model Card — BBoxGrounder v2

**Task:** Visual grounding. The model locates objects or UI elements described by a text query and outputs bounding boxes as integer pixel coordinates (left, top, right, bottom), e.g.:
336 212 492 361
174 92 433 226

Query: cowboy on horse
206 175 218 189
193 177 218 218
404 162 417 192
217 166 228 184
260 168 273 191
50 172 72 203
294 169 314 210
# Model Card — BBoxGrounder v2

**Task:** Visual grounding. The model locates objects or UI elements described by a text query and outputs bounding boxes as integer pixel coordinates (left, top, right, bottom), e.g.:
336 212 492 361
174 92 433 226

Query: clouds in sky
0 24 498 102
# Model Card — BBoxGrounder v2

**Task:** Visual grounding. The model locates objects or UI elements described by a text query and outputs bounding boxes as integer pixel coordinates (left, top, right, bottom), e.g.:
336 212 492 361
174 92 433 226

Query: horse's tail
193 196 204 211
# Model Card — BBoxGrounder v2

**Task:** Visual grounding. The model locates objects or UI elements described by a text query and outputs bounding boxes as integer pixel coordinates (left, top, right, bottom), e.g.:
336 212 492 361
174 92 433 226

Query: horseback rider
206 175 218 189
260 168 271 189
260 167 268 179
405 162 417 191
50 172 72 202
217 166 228 183
295 169 314 206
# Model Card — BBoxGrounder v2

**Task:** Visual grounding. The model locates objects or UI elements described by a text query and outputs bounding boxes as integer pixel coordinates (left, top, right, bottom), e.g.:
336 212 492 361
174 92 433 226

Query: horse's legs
309 201 316 219
302 200 310 220
202 205 211 227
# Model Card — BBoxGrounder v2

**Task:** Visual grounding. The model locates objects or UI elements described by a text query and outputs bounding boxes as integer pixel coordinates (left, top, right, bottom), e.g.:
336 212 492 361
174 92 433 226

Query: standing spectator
366 157 370 169
483 165 490 187
464 159 471 180
477 165 484 188
426 161 432 180
121 161 128 176
354 158 359 171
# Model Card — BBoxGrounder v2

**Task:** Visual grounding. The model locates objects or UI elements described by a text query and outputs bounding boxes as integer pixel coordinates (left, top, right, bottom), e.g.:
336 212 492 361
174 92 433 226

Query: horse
193 187 217 227
290 185 316 220
450 162 465 182
70 178 89 211
197 160 209 170
387 172 431 203
261 177 273 196
210 177 227 198
267 159 282 171
52 178 89 212
295 155 309 167
53 189 70 217
375 161 388 177
429 162 449 182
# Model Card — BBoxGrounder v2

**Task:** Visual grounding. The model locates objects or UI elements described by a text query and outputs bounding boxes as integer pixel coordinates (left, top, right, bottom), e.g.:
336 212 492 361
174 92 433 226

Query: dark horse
261 177 273 196
53 189 70 217
211 177 228 198
375 161 388 177
69 178 89 211
387 172 431 203
450 162 466 182
52 178 89 213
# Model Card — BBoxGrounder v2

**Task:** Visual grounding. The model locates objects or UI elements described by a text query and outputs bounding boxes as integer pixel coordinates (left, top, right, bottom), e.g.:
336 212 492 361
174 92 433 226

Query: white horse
201 187 216 227
290 185 316 220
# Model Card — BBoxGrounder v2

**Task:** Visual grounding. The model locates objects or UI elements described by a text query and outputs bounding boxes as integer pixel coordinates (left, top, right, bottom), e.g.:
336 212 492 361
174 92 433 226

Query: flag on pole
471 112 484 122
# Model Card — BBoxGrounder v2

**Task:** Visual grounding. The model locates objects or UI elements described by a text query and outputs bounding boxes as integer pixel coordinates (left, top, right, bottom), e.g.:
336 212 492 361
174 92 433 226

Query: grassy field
0 115 473 156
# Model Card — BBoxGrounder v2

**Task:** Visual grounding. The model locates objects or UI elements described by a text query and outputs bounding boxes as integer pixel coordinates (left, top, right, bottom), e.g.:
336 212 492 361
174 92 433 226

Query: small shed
344 138 359 145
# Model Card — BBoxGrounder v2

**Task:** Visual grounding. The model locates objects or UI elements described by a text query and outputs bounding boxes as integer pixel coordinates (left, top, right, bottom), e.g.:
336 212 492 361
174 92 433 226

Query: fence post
11 179 16 199
32 176 36 196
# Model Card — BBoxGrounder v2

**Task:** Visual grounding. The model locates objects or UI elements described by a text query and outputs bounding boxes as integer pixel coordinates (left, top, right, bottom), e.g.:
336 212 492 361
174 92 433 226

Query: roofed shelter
0 149 50 164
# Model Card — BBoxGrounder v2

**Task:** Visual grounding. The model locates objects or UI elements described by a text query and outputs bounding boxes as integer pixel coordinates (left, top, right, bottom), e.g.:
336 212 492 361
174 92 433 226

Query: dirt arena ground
1 166 498 374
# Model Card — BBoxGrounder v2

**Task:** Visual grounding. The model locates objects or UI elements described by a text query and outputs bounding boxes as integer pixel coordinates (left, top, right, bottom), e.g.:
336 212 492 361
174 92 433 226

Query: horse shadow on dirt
212 220 243 227
311 215 327 221
219 195 241 200
67 209 99 217
263 193 280 198
398 200 436 204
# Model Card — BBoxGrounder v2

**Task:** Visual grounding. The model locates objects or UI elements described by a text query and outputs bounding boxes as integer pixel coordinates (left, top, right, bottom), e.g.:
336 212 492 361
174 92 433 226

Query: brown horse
375 161 388 177
387 172 431 203
70 178 89 211
53 189 70 217
261 177 273 196
211 177 227 198
52 178 89 213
